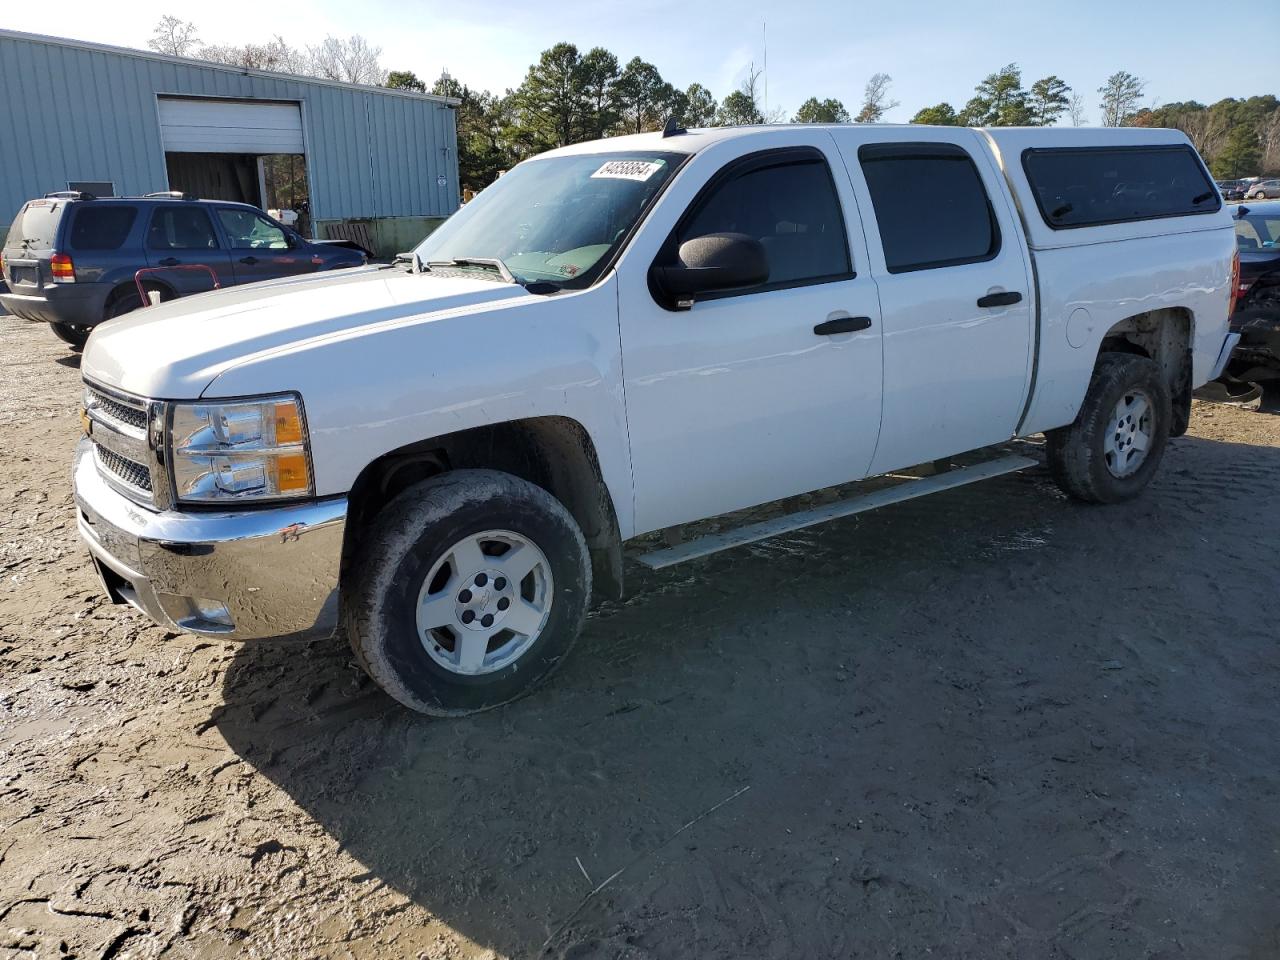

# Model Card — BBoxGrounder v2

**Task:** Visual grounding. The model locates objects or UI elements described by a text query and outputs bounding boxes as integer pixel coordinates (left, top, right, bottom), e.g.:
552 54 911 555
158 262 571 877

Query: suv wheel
345 469 592 716
1046 352 1172 503
49 321 91 351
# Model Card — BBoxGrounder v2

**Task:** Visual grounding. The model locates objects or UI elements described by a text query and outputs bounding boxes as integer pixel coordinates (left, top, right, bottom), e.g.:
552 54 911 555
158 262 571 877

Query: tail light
50 252 75 283
1227 249 1241 316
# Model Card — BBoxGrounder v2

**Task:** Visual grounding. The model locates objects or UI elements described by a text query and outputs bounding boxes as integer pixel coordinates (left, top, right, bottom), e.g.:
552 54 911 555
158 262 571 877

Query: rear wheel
1046 353 1172 503
49 321 91 351
345 469 592 716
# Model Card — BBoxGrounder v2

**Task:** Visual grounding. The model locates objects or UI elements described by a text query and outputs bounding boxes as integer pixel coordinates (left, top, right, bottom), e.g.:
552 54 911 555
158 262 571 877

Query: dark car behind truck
0 192 366 350
1219 201 1280 402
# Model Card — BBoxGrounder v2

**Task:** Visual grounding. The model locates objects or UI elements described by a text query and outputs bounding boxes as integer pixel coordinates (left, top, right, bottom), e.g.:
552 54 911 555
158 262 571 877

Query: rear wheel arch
1096 306 1194 436
343 416 625 603
103 277 176 318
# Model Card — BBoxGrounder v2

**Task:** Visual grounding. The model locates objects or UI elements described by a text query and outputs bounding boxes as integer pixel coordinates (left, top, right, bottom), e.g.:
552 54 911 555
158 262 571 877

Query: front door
831 129 1034 475
213 207 316 284
616 132 884 535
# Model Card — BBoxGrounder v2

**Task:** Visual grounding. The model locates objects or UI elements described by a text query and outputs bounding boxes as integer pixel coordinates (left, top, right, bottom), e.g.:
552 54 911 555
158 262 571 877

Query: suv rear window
4 200 64 251
1023 146 1220 229
69 206 138 251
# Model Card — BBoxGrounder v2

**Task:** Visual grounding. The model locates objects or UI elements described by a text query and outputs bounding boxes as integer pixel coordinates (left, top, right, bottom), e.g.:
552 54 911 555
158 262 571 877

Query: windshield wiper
426 256 519 284
1192 191 1216 205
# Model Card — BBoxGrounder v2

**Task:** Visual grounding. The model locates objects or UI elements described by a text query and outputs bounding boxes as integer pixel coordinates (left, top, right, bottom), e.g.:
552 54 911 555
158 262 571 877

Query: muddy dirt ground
2 312 1278 960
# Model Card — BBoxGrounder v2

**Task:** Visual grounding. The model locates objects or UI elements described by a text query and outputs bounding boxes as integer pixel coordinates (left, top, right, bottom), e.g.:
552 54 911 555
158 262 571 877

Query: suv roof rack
142 190 200 201
44 190 96 200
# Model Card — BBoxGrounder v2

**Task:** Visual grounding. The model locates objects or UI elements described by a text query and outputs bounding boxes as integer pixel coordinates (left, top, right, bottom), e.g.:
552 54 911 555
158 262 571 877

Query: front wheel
345 469 592 716
1046 353 1172 503
49 321 91 351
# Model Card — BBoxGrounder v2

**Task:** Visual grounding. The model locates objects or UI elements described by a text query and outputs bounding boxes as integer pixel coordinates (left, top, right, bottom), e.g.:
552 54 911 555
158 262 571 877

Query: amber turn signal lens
272 453 310 493
273 401 304 445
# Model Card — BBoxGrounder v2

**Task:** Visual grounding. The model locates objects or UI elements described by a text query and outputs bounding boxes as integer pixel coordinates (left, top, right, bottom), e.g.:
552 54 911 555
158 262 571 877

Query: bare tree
1068 93 1088 127
855 73 899 123
1261 107 1280 175
199 36 304 73
307 35 387 86
148 15 200 57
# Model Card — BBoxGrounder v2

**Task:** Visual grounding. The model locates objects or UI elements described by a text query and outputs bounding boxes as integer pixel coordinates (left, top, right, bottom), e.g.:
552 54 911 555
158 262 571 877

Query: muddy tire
1046 352 1172 503
49 321 91 351
344 469 591 716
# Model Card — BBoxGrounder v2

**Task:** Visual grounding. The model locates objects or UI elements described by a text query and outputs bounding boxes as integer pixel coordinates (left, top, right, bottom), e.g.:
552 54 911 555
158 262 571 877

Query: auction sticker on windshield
591 160 666 182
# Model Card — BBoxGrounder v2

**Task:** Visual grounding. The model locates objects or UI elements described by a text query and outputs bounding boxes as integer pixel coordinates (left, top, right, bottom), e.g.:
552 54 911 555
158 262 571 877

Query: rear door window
858 143 1000 273
69 206 138 251
1022 146 1219 229
147 207 220 250
4 200 64 252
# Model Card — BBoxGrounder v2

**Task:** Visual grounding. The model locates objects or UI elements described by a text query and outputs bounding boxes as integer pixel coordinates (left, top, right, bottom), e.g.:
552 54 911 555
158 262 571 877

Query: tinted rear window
4 200 64 251
69 206 138 251
1023 146 1219 229
858 143 1000 273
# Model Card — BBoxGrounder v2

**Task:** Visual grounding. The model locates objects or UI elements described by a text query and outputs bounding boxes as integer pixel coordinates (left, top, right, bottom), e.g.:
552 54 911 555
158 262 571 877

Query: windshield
414 151 685 289
1236 214 1280 250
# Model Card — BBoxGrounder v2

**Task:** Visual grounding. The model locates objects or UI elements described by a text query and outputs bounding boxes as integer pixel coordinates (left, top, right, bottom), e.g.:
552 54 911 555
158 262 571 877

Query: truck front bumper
73 439 347 640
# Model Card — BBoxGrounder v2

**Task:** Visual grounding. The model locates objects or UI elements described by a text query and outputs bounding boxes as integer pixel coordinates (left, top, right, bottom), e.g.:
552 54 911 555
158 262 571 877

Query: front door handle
239 256 259 265
814 316 873 336
157 257 180 267
977 291 1023 308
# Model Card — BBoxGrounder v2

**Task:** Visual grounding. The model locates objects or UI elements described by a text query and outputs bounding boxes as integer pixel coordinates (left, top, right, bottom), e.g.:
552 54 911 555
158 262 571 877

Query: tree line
147 17 1280 190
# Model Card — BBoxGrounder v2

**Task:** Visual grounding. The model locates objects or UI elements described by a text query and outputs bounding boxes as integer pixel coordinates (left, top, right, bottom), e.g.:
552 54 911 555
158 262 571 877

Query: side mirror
285 231 300 249
652 232 769 309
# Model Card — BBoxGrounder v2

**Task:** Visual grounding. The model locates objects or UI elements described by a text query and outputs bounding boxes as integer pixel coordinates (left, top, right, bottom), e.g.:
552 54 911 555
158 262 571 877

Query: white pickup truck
73 124 1239 715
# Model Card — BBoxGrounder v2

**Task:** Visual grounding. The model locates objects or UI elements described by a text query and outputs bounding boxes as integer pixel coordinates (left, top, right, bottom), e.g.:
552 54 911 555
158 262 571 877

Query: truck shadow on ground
216 438 1280 958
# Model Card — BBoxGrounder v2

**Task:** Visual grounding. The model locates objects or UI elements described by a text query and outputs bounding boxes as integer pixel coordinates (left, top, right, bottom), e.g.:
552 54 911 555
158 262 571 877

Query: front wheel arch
342 416 625 604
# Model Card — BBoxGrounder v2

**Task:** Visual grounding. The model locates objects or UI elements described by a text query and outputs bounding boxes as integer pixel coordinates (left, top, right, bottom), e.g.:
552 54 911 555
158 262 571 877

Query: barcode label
591 160 664 182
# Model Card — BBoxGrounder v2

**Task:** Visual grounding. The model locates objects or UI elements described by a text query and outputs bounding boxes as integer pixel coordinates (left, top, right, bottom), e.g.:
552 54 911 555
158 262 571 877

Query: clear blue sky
4 0 1269 123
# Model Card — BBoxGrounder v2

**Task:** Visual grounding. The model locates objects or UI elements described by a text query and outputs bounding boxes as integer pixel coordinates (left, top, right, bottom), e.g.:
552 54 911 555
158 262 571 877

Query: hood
81 267 530 398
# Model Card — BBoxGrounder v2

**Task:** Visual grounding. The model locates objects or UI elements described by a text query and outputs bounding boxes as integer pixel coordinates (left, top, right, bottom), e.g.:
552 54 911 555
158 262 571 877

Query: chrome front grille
83 380 156 506
86 385 147 432
94 444 153 493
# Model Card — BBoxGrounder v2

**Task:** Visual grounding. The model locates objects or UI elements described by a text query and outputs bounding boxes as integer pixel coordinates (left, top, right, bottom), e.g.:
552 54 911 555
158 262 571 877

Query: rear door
831 129 1033 474
144 204 233 293
213 207 316 283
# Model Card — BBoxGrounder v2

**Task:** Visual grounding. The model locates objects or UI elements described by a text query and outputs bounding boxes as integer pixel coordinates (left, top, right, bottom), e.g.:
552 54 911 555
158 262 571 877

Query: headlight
168 394 313 504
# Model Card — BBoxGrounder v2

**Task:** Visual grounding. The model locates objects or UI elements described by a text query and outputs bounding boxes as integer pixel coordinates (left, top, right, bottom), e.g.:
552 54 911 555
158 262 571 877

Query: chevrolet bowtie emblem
80 407 92 437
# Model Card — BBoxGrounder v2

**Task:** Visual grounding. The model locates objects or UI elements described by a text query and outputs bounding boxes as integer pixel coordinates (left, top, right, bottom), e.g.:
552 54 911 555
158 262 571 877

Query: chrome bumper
73 439 347 640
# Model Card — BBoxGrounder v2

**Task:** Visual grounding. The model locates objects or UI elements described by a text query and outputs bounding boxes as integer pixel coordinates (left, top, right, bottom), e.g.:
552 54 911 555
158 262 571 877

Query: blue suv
1 191 367 350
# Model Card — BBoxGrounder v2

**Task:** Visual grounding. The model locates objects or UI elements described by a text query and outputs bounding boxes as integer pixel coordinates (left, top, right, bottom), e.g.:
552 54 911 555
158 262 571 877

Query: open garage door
158 97 303 154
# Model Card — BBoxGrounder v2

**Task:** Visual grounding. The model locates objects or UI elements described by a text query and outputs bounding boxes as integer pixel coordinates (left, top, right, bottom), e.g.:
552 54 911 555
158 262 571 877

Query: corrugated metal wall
0 30 459 226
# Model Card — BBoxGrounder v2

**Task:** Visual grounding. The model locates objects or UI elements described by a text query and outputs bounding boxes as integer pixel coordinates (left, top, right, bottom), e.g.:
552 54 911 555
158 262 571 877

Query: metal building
0 29 460 256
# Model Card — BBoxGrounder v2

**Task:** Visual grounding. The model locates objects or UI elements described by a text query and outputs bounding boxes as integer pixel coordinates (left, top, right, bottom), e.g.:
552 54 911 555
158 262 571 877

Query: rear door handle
977 291 1023 308
814 316 873 336
239 256 259 265
158 257 180 267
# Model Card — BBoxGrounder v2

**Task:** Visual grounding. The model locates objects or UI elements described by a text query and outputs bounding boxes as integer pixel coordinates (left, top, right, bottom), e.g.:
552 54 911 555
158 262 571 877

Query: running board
636 454 1037 570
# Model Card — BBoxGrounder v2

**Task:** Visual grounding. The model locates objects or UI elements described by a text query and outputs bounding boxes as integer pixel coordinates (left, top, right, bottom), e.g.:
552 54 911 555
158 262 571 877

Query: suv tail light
50 252 75 283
